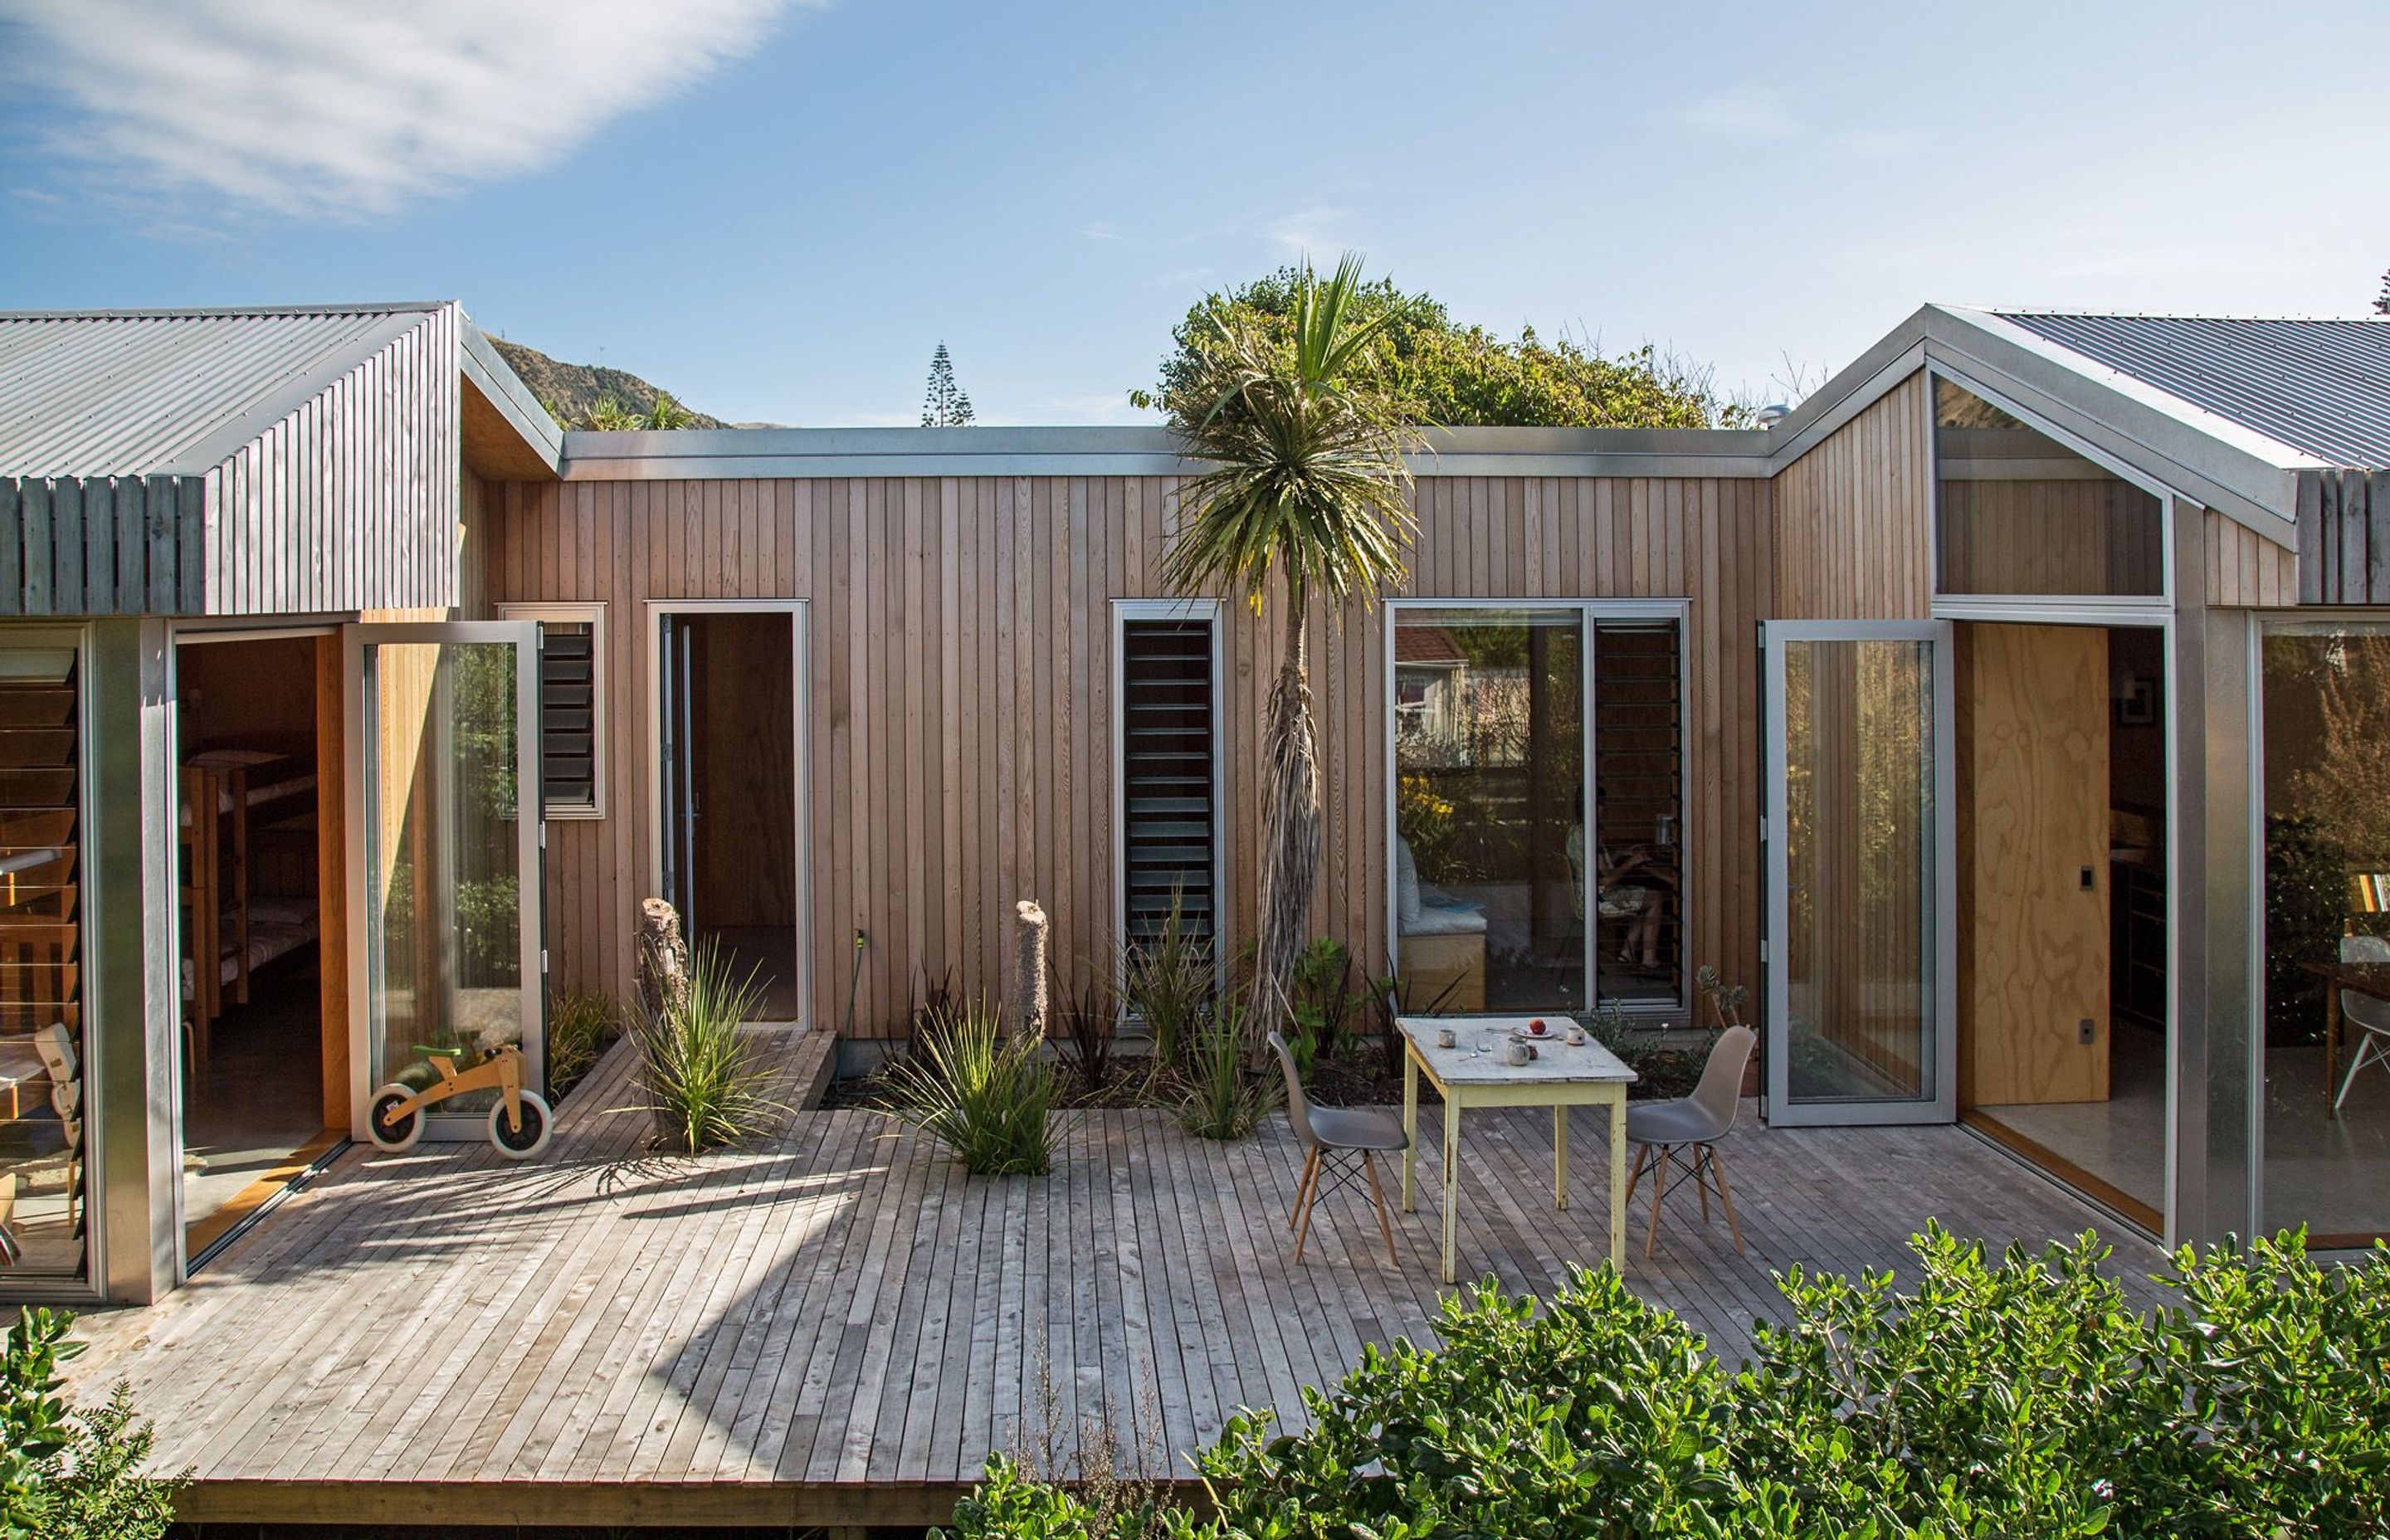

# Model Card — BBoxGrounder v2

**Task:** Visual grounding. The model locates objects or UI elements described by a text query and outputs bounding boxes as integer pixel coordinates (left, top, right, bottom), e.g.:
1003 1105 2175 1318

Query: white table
1399 1015 1637 1284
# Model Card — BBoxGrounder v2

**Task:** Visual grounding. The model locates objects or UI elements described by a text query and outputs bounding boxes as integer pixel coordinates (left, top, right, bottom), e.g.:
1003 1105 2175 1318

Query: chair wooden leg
1626 1141 1650 1201
1694 1145 1712 1223
1708 1143 1745 1255
1290 1148 1319 1231
1644 1146 1672 1259
1363 1150 1398 1267
1293 1153 1322 1264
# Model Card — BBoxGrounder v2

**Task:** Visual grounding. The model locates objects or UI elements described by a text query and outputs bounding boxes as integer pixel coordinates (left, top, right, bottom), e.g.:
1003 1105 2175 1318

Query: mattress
179 904 319 997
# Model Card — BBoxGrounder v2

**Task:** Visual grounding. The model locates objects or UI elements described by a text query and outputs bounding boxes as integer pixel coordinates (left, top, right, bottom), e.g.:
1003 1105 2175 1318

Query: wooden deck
70 1036 2160 1529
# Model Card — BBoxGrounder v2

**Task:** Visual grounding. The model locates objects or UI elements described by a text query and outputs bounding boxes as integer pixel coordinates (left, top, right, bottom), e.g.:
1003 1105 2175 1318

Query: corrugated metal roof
0 303 443 477
1995 311 2390 470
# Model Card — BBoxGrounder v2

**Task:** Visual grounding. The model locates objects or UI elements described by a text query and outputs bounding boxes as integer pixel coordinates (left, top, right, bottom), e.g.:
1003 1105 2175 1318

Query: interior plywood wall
488 472 1772 1036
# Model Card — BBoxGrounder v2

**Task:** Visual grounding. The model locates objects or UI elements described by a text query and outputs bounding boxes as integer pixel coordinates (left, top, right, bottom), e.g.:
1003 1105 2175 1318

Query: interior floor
183 962 329 1250
2263 1043 2390 1241
1973 1018 2166 1222
704 925 802 1021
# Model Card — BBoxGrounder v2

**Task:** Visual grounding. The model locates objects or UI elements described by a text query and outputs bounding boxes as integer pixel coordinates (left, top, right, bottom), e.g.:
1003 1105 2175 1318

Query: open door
1763 621 1956 1125
345 623 544 1141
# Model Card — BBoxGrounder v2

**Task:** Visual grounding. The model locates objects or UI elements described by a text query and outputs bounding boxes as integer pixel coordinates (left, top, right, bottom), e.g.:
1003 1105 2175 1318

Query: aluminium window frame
1110 598 1229 1000
0 624 104 1301
497 601 607 821
1926 363 2177 616
1383 597 1693 1019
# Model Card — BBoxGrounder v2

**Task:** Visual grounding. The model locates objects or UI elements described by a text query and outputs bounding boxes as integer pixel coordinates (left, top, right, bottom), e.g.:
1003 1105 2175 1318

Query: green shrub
1178 1005 1276 1142
941 1227 2390 1540
2 1311 179 1540
628 942 778 1153
546 991 622 1099
29 1385 180 1540
947 1454 1190 1540
888 998 1059 1175
2 1309 80 1535
1122 888 1211 1069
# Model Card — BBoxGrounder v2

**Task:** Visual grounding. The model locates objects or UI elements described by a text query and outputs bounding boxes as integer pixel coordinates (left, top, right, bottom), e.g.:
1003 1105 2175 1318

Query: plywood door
1964 623 2110 1106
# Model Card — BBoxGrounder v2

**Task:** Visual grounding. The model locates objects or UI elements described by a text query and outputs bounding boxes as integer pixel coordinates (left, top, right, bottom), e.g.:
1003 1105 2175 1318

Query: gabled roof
0 300 563 616
0 303 443 477
1762 304 2351 536
1993 312 2390 471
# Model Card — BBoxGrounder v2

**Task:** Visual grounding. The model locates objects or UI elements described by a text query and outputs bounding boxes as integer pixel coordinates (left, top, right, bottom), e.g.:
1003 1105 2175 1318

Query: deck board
66 1035 2164 1528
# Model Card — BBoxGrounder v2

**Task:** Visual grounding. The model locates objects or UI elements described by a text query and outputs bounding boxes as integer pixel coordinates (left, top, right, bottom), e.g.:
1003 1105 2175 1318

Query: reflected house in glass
4 299 2390 1309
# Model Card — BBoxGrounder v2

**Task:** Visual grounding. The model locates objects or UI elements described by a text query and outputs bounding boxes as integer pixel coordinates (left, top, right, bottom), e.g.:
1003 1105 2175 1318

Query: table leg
1402 1049 1418 1211
2328 987 2343 1113
1441 1093 1461 1285
1607 1086 1627 1272
1553 1104 1568 1209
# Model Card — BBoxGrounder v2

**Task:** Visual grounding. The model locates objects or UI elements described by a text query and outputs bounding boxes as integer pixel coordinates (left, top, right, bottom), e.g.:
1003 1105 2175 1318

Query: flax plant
629 942 778 1153
1161 253 1419 1054
887 997 1059 1175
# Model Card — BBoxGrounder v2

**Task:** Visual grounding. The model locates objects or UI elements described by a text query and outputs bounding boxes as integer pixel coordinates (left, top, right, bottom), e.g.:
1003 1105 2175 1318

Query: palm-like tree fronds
1162 253 1418 609
1159 254 1420 1050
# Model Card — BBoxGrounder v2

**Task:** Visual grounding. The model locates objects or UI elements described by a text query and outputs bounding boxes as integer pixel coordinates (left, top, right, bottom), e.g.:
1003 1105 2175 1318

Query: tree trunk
1012 899 1049 1041
636 897 690 1028
1246 589 1321 1058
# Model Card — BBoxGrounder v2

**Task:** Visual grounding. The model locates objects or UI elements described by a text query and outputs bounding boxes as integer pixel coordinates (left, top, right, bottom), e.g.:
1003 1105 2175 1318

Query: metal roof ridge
0 300 454 322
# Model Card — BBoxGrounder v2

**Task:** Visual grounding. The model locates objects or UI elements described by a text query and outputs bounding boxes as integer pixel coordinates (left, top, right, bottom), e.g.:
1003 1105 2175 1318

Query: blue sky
3 0 2386 426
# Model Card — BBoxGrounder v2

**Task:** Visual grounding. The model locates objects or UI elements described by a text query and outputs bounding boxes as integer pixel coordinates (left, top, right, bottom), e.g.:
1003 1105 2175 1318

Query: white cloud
1670 89 1803 142
0 0 805 218
1267 205 1358 259
1667 89 1913 160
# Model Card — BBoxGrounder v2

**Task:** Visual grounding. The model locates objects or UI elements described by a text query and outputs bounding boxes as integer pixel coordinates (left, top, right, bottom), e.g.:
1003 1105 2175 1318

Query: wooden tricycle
368 1041 553 1158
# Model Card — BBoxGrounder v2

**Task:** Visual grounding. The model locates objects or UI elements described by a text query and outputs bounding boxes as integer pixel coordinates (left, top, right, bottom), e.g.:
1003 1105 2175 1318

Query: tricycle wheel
489 1090 553 1158
368 1084 424 1151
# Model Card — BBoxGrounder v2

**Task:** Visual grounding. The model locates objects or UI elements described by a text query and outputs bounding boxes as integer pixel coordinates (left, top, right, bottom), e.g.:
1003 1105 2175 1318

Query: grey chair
1268 1031 1407 1265
2337 934 2390 1113
1625 1025 1757 1258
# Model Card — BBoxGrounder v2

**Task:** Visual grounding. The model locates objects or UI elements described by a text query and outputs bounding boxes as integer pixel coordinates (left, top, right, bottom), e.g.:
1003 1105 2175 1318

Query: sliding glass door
1388 602 1686 1016
1763 621 1956 1124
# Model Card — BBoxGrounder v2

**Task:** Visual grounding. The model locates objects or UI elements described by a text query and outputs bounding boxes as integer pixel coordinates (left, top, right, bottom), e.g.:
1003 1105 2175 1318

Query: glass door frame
1761 618 1958 1126
342 621 545 1141
1381 597 1692 1019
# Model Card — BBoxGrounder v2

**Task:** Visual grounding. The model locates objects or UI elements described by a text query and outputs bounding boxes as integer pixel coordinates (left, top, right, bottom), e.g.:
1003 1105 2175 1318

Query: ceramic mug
1567 1026 1588 1046
1436 1026 1457 1050
1505 1039 1529 1066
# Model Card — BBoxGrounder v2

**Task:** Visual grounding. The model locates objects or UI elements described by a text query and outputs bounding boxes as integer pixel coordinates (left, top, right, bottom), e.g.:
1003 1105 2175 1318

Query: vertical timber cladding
1770 371 1934 622
487 472 1772 1036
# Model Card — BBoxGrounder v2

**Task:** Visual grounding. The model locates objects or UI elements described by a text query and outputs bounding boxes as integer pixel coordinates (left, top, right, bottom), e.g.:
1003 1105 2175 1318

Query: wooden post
1012 899 1047 1040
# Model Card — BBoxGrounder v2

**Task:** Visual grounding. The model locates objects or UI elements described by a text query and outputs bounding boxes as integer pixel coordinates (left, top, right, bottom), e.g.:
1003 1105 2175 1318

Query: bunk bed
180 749 319 1053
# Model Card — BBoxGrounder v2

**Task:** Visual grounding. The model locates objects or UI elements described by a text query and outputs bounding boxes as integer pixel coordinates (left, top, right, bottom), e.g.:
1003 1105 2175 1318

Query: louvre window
0 646 85 1278
1119 616 1217 948
502 606 605 818
1591 620 1685 1005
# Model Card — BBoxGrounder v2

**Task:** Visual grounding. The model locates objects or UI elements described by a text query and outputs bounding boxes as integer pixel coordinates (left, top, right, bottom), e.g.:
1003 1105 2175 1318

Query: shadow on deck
68 1033 2159 1530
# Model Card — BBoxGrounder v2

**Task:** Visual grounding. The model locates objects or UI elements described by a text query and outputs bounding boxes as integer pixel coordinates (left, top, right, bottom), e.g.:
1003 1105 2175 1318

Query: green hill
487 337 729 430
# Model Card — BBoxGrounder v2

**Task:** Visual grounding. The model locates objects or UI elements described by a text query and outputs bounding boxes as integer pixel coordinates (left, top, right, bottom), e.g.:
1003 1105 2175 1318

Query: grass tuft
628 943 780 1153
887 998 1060 1175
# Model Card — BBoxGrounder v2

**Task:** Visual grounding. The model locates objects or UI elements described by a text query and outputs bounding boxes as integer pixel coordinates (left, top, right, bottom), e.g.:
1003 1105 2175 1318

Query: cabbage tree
1161 254 1418 1051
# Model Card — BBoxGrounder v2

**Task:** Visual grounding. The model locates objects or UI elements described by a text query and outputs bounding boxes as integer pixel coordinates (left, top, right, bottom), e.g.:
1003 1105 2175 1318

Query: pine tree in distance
922 342 976 426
